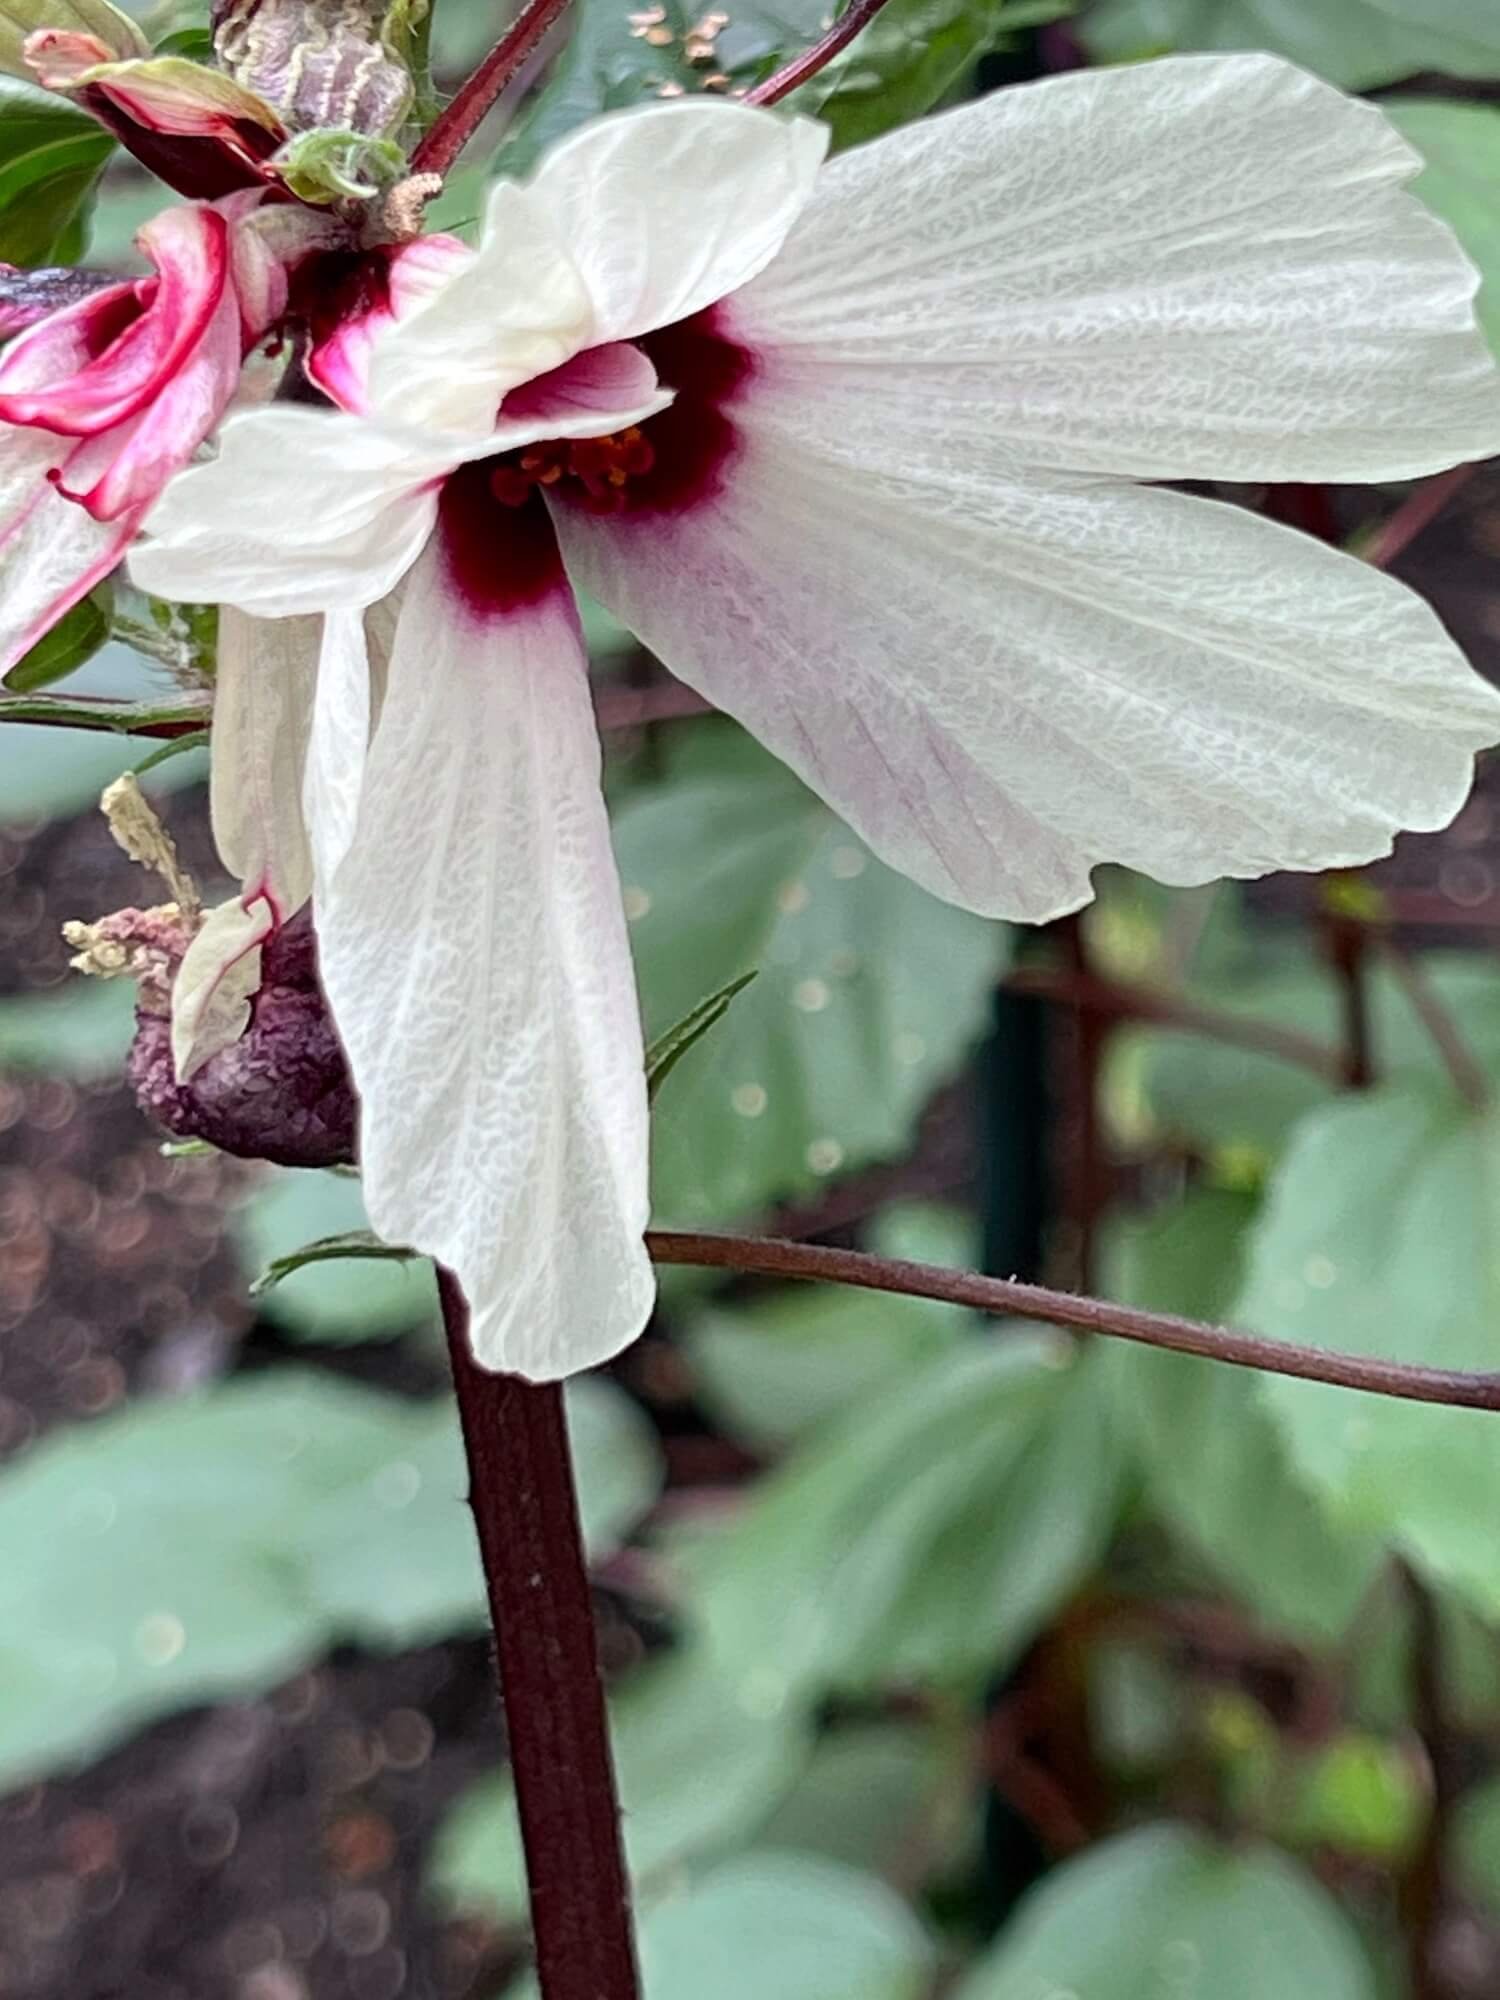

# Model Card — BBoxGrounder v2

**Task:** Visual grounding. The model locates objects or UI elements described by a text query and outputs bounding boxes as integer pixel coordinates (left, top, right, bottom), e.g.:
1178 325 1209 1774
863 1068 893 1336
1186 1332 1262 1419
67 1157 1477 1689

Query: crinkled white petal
0 423 132 675
303 607 373 883
309 545 654 1379
131 404 445 616
732 52 1500 483
524 99 828 347
556 439 1500 921
365 184 595 446
170 894 272 1081
209 607 316 921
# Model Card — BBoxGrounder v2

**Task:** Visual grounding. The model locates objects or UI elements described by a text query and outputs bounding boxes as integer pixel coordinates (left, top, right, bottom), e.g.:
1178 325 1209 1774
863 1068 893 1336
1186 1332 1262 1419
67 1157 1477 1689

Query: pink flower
135 64 1500 1377
0 193 287 674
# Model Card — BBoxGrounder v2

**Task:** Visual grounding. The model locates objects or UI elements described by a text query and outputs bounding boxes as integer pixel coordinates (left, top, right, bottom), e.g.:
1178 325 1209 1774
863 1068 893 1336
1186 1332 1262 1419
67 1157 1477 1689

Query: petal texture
311 544 654 1379
731 53 1500 484
131 403 443 615
210 607 317 921
525 100 827 347
557 439 1500 920
0 423 133 675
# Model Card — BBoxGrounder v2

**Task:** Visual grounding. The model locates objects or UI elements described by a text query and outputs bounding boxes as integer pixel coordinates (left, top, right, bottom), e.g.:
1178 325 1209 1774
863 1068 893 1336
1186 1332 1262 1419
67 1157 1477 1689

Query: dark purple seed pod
127 907 357 1169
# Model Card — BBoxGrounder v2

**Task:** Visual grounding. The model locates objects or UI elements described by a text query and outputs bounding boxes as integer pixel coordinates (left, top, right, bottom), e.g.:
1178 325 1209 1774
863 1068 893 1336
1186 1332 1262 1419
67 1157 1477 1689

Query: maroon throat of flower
437 307 753 618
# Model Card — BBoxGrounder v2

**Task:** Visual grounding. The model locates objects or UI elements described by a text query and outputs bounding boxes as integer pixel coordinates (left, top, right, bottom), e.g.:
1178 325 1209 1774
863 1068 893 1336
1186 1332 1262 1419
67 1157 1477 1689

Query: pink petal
0 424 135 676
307 234 473 417
0 204 228 435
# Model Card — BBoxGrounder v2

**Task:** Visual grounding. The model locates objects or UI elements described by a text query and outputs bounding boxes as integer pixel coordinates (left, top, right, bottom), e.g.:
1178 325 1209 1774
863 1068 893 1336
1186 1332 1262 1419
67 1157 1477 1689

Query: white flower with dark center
133 55 1500 1377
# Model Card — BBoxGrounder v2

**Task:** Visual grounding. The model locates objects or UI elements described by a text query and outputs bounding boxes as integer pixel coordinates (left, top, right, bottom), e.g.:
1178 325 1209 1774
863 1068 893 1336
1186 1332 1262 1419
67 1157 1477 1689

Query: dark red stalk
437 1270 640 2000
746 0 899 106
645 1230 1500 1410
413 0 576 178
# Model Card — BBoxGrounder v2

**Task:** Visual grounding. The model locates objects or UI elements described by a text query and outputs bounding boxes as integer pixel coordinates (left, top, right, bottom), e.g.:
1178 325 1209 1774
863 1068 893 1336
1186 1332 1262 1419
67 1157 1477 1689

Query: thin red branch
1364 463 1480 573
1381 939 1490 1113
1003 964 1343 1082
645 1230 1500 1410
746 0 899 106
438 1271 640 2000
413 0 575 178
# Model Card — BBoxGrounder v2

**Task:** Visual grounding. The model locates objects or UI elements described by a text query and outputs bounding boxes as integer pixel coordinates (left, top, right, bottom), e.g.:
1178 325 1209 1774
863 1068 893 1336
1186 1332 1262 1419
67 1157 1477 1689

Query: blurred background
8 4 1500 1998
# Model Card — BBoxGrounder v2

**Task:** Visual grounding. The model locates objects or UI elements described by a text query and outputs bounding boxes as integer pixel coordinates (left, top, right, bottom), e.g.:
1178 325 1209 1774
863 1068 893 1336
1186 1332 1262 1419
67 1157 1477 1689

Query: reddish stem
645 1230 1500 1409
1365 463 1479 572
438 1270 640 2000
746 0 899 106
413 0 576 178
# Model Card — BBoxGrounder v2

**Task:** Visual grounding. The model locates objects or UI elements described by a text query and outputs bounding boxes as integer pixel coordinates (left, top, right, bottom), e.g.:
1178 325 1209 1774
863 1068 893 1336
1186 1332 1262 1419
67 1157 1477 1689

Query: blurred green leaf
754 1718 968 1881
0 1369 659 1786
952 1823 1377 2000
646 969 757 1103
620 730 1004 1224
1134 950 1500 1161
289 1375 663 1650
1101 1187 1382 1640
1244 1085 1500 1617
687 1336 1123 1704
790 0 1067 149
432 1642 811 1923
1080 0 1500 90
508 1853 933 2000
1457 1775 1500 1914
3 587 113 693
0 76 114 264
236 1169 438 1342
1384 100 1500 360
683 1201 972 1448
0 978 135 1079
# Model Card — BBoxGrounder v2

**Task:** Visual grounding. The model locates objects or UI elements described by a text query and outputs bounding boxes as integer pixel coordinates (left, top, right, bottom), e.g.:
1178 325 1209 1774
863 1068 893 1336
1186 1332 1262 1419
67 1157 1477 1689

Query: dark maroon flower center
437 306 755 619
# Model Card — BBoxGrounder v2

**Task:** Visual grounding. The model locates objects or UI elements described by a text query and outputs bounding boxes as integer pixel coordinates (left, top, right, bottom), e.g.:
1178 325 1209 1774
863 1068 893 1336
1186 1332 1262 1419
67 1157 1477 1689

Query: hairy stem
438 1270 640 2000
645 1231 1500 1410
412 0 575 178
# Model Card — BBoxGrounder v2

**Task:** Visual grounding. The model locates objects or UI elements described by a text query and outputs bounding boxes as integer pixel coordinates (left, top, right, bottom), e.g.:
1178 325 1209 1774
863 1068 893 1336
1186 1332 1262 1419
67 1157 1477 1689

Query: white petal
556 441 1500 921
0 423 132 675
131 404 442 616
365 183 595 445
312 543 654 1379
170 895 272 1081
732 53 1500 483
526 100 827 347
303 607 373 883
210 607 316 920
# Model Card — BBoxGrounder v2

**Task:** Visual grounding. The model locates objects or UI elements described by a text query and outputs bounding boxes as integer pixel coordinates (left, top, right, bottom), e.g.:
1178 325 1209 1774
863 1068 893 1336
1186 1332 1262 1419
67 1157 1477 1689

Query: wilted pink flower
135 60 1500 1377
0 193 287 673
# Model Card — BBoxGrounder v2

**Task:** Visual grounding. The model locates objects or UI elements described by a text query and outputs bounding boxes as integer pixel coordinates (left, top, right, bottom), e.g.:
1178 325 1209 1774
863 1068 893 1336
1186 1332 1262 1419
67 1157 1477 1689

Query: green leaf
1134 948 1500 1161
683 1201 972 1448
431 1642 811 1924
1457 1775 1500 1915
249 1227 419 1298
0 978 136 1080
619 730 1005 1223
3 586 113 693
288 1374 663 1649
790 0 1068 150
1384 100 1500 360
235 1168 438 1342
508 1854 933 2000
951 1823 1377 2000
645 969 757 1103
1080 0 1500 90
0 1369 660 1786
0 76 114 265
1100 1187 1382 1640
274 126 407 202
754 1718 968 1882
1242 1085 1500 1616
686 1336 1124 1706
